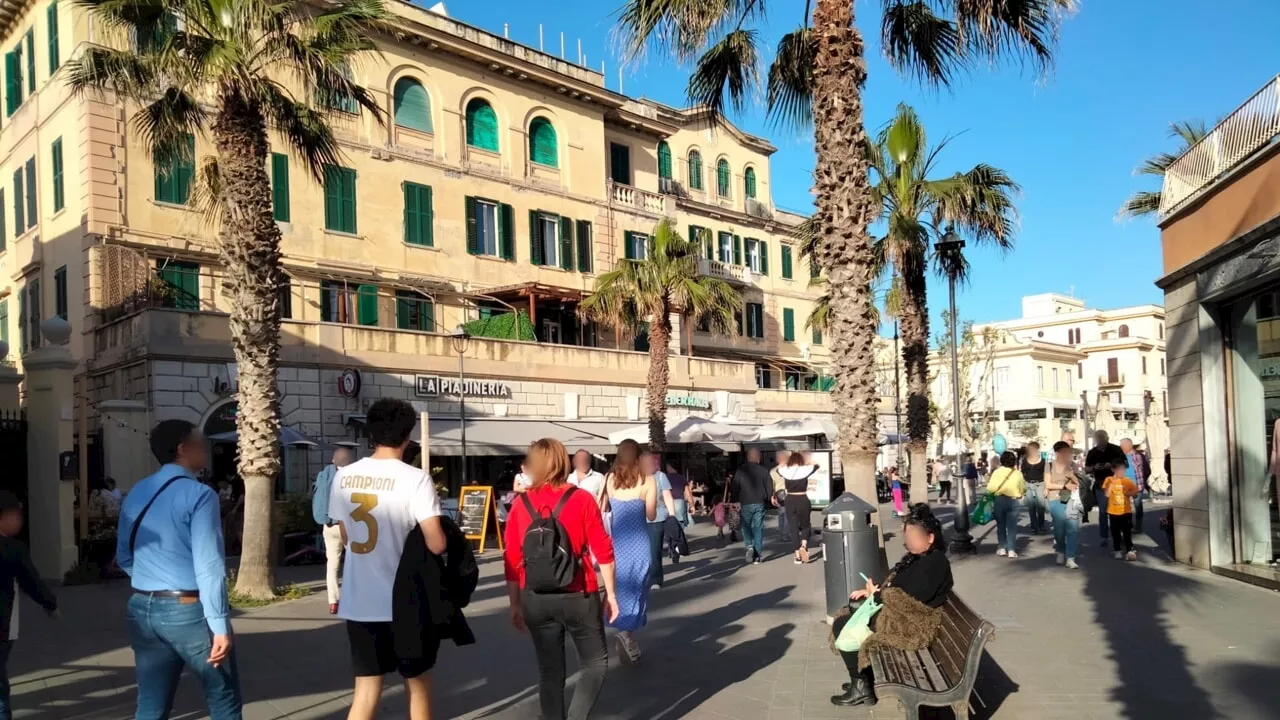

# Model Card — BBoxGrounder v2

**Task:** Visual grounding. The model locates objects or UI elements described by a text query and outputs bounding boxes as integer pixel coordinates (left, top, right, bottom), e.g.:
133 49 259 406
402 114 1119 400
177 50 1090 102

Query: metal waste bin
822 491 885 619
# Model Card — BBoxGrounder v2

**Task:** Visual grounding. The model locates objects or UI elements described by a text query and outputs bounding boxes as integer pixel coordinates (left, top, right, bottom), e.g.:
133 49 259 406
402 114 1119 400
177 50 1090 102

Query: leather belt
137 590 200 599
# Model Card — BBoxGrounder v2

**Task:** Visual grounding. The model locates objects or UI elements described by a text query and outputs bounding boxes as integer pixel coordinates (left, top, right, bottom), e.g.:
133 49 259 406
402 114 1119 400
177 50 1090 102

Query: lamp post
893 320 902 470
450 326 472 482
936 228 973 553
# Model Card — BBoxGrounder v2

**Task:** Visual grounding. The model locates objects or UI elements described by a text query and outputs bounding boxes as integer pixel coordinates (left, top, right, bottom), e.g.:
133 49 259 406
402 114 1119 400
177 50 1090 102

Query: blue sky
435 0 1280 330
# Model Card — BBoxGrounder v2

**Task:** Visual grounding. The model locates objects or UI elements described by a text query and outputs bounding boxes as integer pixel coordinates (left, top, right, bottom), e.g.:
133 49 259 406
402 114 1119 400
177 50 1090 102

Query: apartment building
0 2 833 493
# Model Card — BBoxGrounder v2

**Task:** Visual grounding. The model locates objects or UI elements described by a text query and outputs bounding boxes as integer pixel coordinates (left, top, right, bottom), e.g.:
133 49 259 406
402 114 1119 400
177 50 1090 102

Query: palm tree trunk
646 313 672 453
811 0 881 528
212 92 284 600
899 263 931 505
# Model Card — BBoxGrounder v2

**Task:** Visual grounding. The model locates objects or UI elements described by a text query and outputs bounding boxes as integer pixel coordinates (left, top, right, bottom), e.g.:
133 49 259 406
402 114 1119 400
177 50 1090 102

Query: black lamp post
450 325 472 480
936 227 974 553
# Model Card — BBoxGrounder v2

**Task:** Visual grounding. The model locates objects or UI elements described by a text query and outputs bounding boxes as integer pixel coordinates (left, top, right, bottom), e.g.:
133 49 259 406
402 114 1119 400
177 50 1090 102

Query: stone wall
1164 275 1212 569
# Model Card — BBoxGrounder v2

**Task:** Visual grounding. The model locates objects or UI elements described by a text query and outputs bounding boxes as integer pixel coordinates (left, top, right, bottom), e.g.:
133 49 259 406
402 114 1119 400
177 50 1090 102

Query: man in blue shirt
642 452 677 588
117 420 240 719
313 447 353 615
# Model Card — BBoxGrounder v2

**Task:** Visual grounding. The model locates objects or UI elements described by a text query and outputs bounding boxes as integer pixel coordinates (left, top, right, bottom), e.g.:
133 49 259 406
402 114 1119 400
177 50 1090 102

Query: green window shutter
465 99 499 151
13 168 23 235
689 152 702 190
658 142 672 180
155 135 194 204
0 298 7 347
54 265 67 319
745 303 756 339
403 182 432 247
3 51 17 116
745 167 756 199
464 196 478 254
529 117 558 168
323 165 341 230
396 292 409 329
759 240 769 275
47 3 59 74
528 210 544 266
609 143 630 185
51 137 64 212
24 29 33 93
420 184 434 246
810 256 820 279
356 284 378 326
717 159 730 197
0 188 6 250
342 168 356 233
156 260 199 310
812 327 823 345
499 203 515 260
781 245 793 279
783 308 795 342
271 152 290 222
320 281 334 321
623 231 636 260
733 235 742 265
17 286 25 351
558 216 573 271
392 78 432 132
575 220 592 273
24 157 35 224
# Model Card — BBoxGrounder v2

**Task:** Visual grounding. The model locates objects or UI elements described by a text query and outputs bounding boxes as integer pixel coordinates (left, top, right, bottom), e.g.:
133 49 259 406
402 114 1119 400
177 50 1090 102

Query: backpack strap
550 486 576 519
128 475 192 554
518 492 539 518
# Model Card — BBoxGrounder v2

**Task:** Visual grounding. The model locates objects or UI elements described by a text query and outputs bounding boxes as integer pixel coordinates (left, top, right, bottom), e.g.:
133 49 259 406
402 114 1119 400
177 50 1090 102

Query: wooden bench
868 593 995 719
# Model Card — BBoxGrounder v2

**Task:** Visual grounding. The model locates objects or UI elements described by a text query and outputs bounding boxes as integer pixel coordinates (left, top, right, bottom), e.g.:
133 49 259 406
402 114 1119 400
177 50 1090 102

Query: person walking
1119 438 1149 533
568 450 607 509
641 453 677 588
889 467 905 517
934 459 953 503
732 449 772 565
328 399 448 720
313 447 354 615
0 491 59 720
770 452 791 543
1046 441 1086 569
778 454 818 564
117 420 241 720
665 460 694 529
1020 442 1047 535
987 451 1026 558
1102 459 1140 561
603 440 657 663
1085 431 1126 548
504 439 619 720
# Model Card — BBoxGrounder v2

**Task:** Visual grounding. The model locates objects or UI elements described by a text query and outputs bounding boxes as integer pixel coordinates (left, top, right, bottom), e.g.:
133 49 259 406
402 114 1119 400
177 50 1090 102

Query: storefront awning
420 418 640 457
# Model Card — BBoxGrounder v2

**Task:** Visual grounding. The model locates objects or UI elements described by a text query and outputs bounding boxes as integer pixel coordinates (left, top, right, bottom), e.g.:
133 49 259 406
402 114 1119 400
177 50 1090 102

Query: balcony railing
745 198 773 220
609 181 666 214
698 257 751 285
659 177 687 197
1099 373 1126 388
1160 74 1280 217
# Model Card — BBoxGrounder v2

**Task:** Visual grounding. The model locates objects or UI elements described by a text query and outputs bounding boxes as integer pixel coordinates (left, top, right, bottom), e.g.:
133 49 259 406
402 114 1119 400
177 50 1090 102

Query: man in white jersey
329 399 446 720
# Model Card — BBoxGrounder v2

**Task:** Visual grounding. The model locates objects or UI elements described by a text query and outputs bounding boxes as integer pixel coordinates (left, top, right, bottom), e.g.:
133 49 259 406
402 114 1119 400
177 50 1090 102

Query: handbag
835 597 882 652
970 468 1013 526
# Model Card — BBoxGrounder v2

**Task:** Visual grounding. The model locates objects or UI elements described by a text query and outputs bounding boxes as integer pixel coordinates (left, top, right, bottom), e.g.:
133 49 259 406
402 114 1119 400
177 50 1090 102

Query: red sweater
503 485 614 592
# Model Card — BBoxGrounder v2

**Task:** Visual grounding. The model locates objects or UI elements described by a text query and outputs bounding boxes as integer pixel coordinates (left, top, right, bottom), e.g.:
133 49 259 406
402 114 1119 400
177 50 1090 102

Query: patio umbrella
758 417 840 442
208 426 322 447
606 415 760 446
1144 399 1171 494
1092 392 1122 438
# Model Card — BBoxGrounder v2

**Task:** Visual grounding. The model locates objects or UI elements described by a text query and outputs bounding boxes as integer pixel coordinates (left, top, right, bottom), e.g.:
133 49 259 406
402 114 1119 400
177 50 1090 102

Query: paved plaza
10 500 1280 719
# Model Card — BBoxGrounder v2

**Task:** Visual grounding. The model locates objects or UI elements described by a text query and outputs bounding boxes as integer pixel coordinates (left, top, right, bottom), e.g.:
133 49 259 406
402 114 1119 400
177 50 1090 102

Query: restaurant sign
415 376 512 398
666 393 712 409
1003 408 1047 421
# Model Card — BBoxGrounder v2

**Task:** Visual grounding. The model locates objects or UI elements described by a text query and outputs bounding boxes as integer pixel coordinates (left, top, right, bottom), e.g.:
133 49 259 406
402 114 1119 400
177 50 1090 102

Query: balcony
1099 373 1126 388
698 258 753 286
659 177 687 197
745 198 773 220
609 181 669 215
1160 74 1280 217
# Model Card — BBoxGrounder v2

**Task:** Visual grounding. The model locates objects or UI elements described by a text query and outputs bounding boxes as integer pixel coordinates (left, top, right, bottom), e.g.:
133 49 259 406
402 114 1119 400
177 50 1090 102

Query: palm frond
1135 151 1180 178
1119 191 1161 219
132 87 208 165
190 155 224 227
262 84 344 181
949 0 1076 76
930 163 1019 246
805 289 830 332
687 29 760 123
614 0 759 65
64 46 160 100
1169 118 1209 145
880 0 964 88
765 28 814 130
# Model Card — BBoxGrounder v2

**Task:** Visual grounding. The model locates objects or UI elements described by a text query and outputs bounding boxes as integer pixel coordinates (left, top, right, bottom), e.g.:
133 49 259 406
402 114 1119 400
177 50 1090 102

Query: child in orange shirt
1102 459 1140 561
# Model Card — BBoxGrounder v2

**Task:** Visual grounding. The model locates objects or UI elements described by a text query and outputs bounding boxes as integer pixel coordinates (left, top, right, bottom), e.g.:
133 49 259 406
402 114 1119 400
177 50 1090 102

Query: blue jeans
673 498 693 528
1095 487 1110 541
1048 500 1079 560
993 496 1020 553
1132 492 1145 533
1024 483 1047 533
777 503 790 539
127 594 242 720
0 640 12 720
741 503 765 559
646 522 666 587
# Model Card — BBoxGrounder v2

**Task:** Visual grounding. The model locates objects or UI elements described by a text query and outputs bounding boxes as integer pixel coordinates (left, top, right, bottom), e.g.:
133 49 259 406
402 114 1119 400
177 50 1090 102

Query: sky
430 0 1280 332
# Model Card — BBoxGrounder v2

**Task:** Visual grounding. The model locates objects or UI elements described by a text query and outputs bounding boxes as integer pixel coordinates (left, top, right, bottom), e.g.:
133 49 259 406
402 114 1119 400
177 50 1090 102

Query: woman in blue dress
604 439 657 663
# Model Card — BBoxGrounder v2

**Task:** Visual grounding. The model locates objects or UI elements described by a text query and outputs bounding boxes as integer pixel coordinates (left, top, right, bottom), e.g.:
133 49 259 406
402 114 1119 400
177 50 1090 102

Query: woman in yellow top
987 451 1026 558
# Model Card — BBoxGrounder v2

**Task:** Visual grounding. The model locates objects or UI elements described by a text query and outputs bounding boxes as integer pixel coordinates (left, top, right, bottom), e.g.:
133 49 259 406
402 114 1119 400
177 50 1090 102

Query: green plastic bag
835 597 882 652
970 492 996 526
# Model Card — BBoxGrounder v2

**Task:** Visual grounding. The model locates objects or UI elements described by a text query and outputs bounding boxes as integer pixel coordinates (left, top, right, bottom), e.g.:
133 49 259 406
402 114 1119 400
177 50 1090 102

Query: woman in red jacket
504 438 619 720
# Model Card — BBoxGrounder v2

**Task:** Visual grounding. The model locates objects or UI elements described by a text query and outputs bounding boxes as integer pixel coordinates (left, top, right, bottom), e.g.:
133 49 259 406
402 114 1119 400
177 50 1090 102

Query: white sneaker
1126 551 1137 561
1055 552 1066 565
995 548 1007 557
1113 551 1124 560
1007 551 1019 559
1065 559 1080 569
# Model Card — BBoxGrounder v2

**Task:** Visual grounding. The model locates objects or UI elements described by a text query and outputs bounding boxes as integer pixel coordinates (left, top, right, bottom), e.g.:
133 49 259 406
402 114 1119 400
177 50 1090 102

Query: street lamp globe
450 325 471 354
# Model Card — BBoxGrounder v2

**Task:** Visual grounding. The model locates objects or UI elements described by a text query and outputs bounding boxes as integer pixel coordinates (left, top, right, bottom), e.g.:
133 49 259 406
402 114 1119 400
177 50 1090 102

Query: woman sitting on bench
831 503 954 708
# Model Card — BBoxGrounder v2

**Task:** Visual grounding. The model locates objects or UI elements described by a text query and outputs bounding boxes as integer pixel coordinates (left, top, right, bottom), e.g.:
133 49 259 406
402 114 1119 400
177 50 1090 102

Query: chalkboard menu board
457 486 502 552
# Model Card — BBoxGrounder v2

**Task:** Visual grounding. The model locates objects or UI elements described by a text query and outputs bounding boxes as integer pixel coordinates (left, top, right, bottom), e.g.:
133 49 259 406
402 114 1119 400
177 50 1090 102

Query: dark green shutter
271 153 290 222
393 78 432 132
17 285 25 351
658 142 672 179
576 220 592 272
464 196 478 254
51 138 64 212
499 203 515 260
0 188 6 250
4 51 18 116
609 143 630 185
54 265 67 319
623 231 636 260
759 240 769 275
529 118 558 167
812 327 823 345
745 167 756 199
342 168 356 233
745 303 756 338
324 166 341 230
783 308 795 342
12 168 22 235
47 3 59 74
404 182 432 246
529 210 544 265
811 256 820 279
24 157 34 224
782 246 793 279
157 260 198 310
320 281 334 321
717 159 730 197
465 99 499 151
559 216 573 271
24 30 33 93
756 305 765 338
0 298 7 346
689 152 702 190
397 291 431 331
356 284 378 326
733 235 742 265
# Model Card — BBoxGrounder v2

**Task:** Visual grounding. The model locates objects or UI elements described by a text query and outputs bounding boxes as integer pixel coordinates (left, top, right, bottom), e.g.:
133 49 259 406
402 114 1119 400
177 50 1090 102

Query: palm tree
868 104 1018 504
580 219 741 451
69 0 387 598
617 0 1073 508
1121 120 1209 218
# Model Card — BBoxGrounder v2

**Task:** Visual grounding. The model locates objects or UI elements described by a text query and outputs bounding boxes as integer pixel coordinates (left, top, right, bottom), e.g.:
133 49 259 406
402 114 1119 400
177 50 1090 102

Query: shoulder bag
128 475 192 553
969 469 1012 527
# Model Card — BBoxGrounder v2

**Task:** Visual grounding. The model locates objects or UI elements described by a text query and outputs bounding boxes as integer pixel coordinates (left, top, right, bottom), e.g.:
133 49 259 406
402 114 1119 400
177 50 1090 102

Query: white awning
421 418 639 457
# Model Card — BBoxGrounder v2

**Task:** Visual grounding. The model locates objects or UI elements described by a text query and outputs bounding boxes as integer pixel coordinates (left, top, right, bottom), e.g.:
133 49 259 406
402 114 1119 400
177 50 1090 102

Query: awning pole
420 409 430 474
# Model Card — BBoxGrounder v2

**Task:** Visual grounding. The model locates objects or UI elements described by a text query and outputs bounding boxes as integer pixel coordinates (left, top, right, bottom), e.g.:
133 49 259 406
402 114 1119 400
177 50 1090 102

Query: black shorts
345 621 437 679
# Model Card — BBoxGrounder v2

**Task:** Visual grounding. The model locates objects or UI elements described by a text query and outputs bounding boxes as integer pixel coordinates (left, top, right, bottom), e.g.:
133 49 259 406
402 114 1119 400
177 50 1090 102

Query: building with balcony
0 1 835 495
1155 74 1280 587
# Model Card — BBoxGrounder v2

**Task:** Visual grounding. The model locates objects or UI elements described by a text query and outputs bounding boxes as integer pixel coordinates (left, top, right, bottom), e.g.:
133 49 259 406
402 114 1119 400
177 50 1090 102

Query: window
277 276 292 319
781 245 793 279
54 265 66 319
16 285 23 351
746 238 768 274
1159 323 1165 339
318 63 358 113
1142 357 1147 375
0 188 5 250
47 3 59 74
4 31 29 116
1106 357 1119 383
810 255 820 279
24 29 33 94
25 280 39 349
1118 324 1130 338
717 232 732 264
155 260 199 310
464 197 514 259
396 290 434 331
688 225 708 258
716 158 730 197
688 150 703 190
23 158 34 226
624 231 649 261
994 366 1009 392
403 182 433 247
576 220 593 273
528 117 558 168
657 141 672 180
136 11 176 53
1037 365 1044 390
12 168 23 236
744 166 756 199
1066 369 1072 393
609 142 630 185
1052 367 1059 392
1161 358 1166 376
782 308 795 342
1077 362 1083 379
355 285 378 325
755 363 772 389
732 234 742 265
0 298 7 347
812 326 822 345
633 322 649 352
465 98 499 151
51 138 64 212
155 134 195 205
745 302 765 339
785 369 801 390
529 211 565 268
320 280 353 323
392 77 432 133
323 165 357 233
270 153 290 222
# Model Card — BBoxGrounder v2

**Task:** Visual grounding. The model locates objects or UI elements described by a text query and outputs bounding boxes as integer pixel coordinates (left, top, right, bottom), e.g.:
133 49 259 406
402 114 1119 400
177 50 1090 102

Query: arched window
657 141 672 180
717 158 731 197
465 98 499 152
393 78 433 133
744 166 757 199
688 150 703 190
528 116 558 167
1118 324 1130 338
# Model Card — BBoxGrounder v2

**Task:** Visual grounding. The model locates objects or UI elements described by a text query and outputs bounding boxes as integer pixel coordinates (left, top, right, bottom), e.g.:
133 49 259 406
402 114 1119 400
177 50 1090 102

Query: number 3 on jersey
349 492 379 554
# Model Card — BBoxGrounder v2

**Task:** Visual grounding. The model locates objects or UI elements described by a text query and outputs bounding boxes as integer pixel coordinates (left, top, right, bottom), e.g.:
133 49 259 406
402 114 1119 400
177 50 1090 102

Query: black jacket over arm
393 516 478 663
0 535 58 640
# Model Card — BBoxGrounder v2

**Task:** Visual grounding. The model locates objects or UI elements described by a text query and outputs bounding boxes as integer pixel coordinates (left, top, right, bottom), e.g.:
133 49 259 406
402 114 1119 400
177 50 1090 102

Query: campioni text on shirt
341 474 400 491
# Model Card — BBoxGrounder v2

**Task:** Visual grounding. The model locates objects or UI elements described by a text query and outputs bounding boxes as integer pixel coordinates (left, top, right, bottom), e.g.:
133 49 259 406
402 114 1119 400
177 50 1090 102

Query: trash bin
822 491 885 619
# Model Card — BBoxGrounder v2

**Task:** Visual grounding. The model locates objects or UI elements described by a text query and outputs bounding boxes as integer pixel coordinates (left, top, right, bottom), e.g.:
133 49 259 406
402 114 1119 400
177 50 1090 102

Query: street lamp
450 325 472 482
935 227 973 553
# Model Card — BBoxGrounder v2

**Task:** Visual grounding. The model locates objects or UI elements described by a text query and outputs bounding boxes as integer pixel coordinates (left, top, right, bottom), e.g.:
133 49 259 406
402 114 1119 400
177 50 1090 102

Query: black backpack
519 487 580 593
